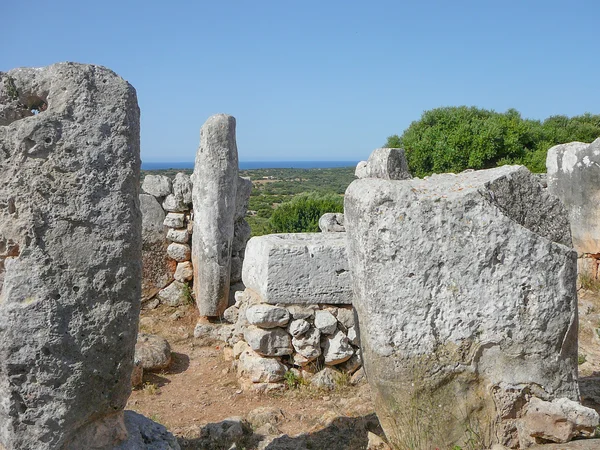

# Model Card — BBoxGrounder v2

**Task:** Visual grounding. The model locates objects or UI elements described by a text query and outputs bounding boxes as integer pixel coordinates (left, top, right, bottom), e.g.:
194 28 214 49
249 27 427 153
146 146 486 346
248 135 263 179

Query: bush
269 192 344 233
386 107 600 177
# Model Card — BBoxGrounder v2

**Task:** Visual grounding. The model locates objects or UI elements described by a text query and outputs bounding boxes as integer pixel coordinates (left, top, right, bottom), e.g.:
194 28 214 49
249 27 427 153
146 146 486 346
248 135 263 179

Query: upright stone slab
345 166 579 449
242 233 352 305
355 148 411 180
192 114 238 316
547 139 600 274
0 64 141 449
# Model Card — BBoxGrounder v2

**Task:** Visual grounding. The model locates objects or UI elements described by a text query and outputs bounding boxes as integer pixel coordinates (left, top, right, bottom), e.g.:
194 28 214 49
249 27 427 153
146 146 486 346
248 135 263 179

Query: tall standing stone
192 114 238 316
0 64 141 449
345 166 579 449
547 139 600 276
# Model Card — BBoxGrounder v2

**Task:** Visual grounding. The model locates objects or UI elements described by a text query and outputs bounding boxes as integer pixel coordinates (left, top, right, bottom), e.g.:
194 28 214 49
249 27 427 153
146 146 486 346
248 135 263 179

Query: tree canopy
385 107 600 177
269 192 344 233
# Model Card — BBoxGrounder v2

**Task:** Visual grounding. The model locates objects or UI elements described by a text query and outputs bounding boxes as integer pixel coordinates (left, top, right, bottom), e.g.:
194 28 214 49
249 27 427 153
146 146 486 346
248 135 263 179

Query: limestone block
164 212 185 228
319 213 345 232
244 326 293 357
335 306 356 330
142 174 172 198
192 114 238 316
167 228 189 244
167 242 191 262
174 261 193 282
547 138 600 254
0 63 141 450
246 304 290 328
157 280 190 307
362 148 412 180
242 233 352 305
345 165 578 449
237 346 287 383
322 329 354 365
355 161 368 178
172 172 192 205
292 327 321 362
162 193 187 212
140 193 173 300
135 333 172 371
314 309 338 335
288 319 310 337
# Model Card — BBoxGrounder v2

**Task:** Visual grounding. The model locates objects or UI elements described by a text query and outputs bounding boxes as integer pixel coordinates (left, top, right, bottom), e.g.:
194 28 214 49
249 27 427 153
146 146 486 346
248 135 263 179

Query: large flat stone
242 233 352 305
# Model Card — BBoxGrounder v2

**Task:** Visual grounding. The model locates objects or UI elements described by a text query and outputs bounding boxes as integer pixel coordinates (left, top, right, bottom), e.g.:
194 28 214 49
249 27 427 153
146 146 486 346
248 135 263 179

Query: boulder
335 306 356 330
142 174 172 198
157 280 190 307
288 319 311 337
172 172 192 205
114 411 180 449
547 139 600 255
518 397 600 445
244 326 293 357
311 367 341 390
319 213 345 232
140 193 173 300
246 304 290 328
314 309 338 335
192 114 238 316
0 63 141 450
174 261 193 282
322 329 354 365
167 242 191 262
237 345 287 383
163 212 185 228
242 233 352 305
291 327 321 362
135 333 172 371
166 228 189 244
345 165 578 449
357 148 412 180
162 193 187 212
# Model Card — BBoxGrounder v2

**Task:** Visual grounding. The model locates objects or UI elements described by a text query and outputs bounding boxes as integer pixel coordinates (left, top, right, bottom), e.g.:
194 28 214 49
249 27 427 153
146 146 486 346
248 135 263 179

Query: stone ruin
346 153 599 448
546 138 600 279
0 64 178 449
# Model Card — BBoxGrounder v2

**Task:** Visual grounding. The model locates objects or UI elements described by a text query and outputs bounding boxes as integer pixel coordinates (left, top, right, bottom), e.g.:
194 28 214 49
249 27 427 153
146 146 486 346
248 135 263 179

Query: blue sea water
141 161 358 170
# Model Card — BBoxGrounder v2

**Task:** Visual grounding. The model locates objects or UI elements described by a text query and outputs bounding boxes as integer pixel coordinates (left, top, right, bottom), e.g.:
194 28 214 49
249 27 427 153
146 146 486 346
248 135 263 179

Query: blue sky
2 1 598 163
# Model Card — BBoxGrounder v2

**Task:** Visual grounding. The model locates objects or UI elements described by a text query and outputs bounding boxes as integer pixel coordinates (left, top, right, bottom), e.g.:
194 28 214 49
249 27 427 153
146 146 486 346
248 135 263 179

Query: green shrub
269 192 343 233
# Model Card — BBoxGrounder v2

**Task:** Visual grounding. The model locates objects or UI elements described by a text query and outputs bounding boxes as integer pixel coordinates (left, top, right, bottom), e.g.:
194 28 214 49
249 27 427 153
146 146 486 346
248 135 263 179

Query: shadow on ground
178 413 384 450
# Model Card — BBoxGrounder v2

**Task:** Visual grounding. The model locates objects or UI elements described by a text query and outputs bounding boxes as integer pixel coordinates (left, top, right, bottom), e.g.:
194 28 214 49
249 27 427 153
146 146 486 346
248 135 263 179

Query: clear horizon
2 1 598 163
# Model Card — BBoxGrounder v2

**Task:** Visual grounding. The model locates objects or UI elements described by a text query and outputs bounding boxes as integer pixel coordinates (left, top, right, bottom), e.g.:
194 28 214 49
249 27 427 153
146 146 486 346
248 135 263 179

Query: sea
141 161 359 170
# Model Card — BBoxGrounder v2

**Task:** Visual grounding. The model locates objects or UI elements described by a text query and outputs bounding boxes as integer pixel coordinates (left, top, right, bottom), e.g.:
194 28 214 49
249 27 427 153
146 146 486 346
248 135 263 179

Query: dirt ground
127 304 383 449
127 288 600 449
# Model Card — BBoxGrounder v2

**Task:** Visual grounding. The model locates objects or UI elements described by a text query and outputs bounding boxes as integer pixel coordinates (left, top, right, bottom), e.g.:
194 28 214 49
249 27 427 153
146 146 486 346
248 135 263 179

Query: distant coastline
141 161 359 170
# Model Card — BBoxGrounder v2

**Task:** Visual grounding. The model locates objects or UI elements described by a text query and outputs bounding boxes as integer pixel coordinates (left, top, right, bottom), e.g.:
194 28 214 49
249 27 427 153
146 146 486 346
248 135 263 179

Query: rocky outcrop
345 165 579 449
192 114 239 317
319 213 345 232
242 233 352 305
0 63 142 450
547 139 600 277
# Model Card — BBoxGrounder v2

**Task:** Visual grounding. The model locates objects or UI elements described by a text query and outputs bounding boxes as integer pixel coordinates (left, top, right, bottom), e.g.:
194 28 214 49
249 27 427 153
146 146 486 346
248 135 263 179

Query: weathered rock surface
288 319 310 337
319 213 345 232
135 333 172 371
323 329 354 365
157 280 190 307
140 193 173 300
314 309 338 335
244 326 293 357
246 304 290 328
356 148 411 180
163 212 185 228
235 176 253 221
242 233 352 304
131 358 143 388
166 242 191 262
192 114 238 316
142 175 172 198
166 228 189 244
173 261 193 282
0 63 141 450
114 410 180 450
291 327 321 363
345 165 578 449
547 139 600 254
236 343 287 383
518 397 599 446
172 172 192 206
